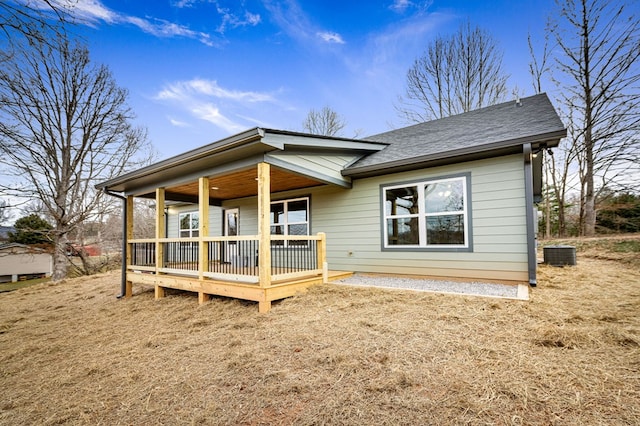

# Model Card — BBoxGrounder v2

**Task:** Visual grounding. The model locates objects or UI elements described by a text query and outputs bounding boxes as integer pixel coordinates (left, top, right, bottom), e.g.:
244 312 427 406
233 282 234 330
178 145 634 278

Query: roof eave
95 127 265 191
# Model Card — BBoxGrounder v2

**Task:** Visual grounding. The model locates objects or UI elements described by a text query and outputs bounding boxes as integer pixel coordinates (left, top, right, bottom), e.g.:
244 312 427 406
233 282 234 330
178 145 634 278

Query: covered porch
99 128 386 312
124 163 351 313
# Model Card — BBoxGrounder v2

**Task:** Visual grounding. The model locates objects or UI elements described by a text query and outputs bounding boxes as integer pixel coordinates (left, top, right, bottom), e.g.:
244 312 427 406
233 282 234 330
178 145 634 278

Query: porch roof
96 128 387 203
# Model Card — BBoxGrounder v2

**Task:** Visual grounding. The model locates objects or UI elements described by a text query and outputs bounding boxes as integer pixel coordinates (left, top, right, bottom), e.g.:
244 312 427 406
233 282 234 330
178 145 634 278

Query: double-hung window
383 175 470 249
178 212 199 238
270 197 309 246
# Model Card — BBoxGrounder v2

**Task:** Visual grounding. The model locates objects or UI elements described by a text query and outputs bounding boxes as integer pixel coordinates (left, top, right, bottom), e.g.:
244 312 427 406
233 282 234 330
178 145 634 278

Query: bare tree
527 29 577 237
0 32 149 281
397 21 509 123
0 199 13 225
0 0 73 58
302 106 347 136
528 32 552 95
550 0 640 236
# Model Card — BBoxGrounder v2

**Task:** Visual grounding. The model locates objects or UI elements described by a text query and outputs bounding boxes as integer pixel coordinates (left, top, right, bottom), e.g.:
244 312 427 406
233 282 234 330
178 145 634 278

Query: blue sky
47 0 555 159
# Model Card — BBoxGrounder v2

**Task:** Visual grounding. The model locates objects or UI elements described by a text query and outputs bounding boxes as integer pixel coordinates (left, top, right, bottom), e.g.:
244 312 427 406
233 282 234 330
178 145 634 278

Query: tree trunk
557 199 566 237
545 192 551 239
52 232 69 281
583 108 596 236
583 156 596 235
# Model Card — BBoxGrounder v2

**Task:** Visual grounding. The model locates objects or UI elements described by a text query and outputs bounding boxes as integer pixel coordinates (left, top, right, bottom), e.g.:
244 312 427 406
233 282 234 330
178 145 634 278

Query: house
96 93 566 312
0 243 53 283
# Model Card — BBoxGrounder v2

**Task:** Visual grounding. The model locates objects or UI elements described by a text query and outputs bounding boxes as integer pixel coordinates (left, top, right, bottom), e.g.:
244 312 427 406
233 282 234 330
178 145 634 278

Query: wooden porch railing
128 233 327 285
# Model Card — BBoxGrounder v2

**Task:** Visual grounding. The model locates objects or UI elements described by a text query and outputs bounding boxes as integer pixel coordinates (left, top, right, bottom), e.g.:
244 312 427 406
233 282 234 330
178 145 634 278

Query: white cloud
168 117 191 127
190 104 245 133
263 0 346 46
215 5 262 34
317 31 345 44
169 0 262 35
124 16 215 46
43 0 216 46
389 0 411 13
159 79 275 103
155 79 277 134
46 0 116 23
389 0 433 14
171 0 197 7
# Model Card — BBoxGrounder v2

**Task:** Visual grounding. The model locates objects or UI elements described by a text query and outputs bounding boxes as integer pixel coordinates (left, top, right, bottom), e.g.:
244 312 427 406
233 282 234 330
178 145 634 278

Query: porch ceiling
163 166 324 202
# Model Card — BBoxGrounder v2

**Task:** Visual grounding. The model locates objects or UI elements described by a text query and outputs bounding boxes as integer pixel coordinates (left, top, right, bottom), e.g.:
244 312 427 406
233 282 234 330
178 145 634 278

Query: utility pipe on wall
103 188 128 298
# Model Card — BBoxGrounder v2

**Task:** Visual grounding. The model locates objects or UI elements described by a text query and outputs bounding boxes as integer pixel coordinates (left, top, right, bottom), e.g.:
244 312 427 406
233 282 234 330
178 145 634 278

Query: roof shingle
345 93 565 176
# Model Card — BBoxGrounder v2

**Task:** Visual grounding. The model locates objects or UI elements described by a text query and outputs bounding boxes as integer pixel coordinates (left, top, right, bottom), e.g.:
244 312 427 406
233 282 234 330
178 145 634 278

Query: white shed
0 243 53 283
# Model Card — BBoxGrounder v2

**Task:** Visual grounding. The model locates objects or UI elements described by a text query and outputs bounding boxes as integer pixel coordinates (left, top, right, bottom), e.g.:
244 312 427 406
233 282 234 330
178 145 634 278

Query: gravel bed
334 274 521 299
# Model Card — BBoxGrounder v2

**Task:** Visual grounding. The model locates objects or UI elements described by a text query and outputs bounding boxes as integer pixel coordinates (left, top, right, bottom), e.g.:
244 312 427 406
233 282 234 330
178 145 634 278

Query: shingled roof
343 93 566 178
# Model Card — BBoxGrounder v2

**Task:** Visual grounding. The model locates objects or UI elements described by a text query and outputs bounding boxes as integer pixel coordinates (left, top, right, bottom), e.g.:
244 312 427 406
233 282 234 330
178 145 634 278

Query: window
178 212 199 238
383 176 469 249
270 197 309 246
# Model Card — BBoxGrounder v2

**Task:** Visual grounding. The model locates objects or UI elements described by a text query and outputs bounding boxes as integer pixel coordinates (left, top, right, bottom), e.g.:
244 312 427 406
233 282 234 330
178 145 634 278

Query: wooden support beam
317 232 328 284
258 300 271 313
155 188 165 273
155 285 165 299
199 177 210 280
257 162 271 289
198 292 211 304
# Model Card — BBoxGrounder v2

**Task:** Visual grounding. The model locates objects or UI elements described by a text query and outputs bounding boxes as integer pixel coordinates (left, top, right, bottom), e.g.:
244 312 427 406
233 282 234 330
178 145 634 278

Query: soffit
159 166 324 202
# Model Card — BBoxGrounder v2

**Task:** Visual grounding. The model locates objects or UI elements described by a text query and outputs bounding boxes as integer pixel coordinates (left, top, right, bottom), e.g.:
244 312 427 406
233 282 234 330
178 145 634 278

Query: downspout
103 188 128 298
523 144 537 287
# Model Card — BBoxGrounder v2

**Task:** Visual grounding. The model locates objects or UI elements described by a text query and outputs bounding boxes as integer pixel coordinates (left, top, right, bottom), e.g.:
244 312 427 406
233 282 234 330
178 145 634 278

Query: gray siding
163 154 528 282
266 152 360 187
312 154 528 281
166 204 223 238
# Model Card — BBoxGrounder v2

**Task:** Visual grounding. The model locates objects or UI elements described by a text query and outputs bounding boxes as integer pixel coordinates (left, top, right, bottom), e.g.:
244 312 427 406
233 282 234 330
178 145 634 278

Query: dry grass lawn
1 236 639 425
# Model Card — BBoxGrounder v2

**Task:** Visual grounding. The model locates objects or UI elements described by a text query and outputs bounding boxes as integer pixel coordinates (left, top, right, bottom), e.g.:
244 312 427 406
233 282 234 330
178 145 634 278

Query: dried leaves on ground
0 237 639 425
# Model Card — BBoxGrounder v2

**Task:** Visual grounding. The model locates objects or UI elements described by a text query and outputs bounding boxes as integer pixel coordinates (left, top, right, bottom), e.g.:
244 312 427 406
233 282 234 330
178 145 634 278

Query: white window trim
270 196 310 247
382 176 469 250
178 211 199 238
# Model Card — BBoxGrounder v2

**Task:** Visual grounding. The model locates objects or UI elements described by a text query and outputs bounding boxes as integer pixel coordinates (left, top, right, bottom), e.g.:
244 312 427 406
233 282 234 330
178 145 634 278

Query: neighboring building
0 243 53 283
97 94 566 311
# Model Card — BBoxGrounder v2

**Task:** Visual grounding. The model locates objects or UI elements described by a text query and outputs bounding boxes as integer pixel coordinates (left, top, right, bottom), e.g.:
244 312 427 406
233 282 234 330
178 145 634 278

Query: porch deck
127 269 353 312
126 232 349 312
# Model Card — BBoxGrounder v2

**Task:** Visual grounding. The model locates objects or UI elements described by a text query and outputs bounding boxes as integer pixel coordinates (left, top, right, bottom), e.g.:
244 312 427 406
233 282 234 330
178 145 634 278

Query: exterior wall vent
543 245 577 266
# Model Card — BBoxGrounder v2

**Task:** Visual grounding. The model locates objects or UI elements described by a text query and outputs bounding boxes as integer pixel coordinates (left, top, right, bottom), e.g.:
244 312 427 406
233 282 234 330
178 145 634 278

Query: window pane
191 213 199 230
270 203 284 225
287 199 308 223
226 212 238 237
192 230 199 238
180 230 190 238
270 225 284 235
386 217 419 245
288 223 307 236
386 186 419 216
426 215 465 245
424 180 464 213
179 214 190 231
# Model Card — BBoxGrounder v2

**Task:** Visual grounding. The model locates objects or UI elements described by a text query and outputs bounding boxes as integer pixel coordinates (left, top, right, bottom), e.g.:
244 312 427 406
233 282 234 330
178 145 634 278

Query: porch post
198 177 211 303
257 162 272 312
125 195 134 298
317 232 328 283
155 187 166 299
